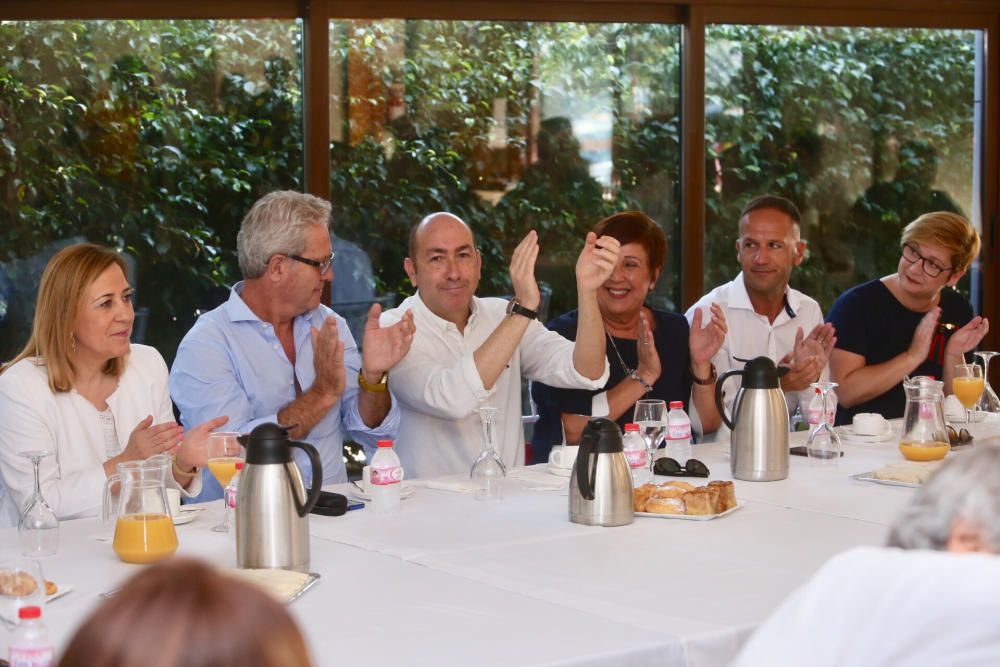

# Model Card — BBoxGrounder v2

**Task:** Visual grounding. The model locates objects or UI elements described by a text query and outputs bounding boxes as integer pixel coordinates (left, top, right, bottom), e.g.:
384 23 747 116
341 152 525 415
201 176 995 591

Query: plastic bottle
225 461 245 512
807 388 837 427
664 401 692 462
9 606 54 667
369 439 403 515
622 423 647 479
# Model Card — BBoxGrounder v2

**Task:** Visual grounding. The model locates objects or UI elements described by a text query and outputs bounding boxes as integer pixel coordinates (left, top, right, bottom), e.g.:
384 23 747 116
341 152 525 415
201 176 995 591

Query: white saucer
172 508 203 526
837 424 895 443
347 483 415 502
546 463 572 477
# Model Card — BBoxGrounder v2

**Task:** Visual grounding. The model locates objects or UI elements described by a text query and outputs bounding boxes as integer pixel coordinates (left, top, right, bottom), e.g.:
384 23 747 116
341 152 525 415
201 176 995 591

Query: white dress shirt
685 272 827 423
732 547 1000 667
0 344 201 526
381 294 609 479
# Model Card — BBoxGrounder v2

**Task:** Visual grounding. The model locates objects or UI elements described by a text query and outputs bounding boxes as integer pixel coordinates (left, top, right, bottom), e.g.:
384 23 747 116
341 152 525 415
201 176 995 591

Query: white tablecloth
5 422 995 667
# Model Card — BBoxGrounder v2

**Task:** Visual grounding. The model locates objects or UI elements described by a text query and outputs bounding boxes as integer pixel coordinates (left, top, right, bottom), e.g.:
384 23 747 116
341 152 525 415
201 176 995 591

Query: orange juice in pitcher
113 513 178 564
103 455 180 564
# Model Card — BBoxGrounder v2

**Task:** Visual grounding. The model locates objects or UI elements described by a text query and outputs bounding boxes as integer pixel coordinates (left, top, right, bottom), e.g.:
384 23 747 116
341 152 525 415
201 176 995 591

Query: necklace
606 330 654 394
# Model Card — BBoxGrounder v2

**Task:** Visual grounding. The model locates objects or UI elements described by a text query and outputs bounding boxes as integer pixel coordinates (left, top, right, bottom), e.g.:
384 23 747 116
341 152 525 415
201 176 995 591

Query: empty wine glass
471 406 505 501
0 560 46 628
974 351 1000 414
18 451 58 557
953 363 984 424
806 382 842 465
633 399 666 483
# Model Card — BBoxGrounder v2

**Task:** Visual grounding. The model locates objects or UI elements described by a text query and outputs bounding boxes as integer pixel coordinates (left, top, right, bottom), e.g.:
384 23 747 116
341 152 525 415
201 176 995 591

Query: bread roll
651 486 686 500
633 484 656 512
661 481 696 492
645 497 684 514
708 480 737 511
682 488 714 515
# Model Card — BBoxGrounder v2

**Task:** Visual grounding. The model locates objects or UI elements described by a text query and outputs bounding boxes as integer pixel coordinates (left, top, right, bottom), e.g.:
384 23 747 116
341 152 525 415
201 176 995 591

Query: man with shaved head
380 212 620 478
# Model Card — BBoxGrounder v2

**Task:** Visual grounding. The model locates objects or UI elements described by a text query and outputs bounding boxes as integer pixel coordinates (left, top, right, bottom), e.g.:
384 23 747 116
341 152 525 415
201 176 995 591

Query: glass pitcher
102 454 178 564
899 376 950 462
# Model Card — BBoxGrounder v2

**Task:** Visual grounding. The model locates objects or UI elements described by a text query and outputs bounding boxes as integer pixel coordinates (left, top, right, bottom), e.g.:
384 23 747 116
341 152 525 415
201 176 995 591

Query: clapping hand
576 232 621 294
689 303 727 366
510 231 541 311
121 416 183 462
174 415 230 470
636 311 661 386
799 323 837 367
907 307 941 365
311 316 346 401
778 326 825 392
362 303 416 379
945 315 990 357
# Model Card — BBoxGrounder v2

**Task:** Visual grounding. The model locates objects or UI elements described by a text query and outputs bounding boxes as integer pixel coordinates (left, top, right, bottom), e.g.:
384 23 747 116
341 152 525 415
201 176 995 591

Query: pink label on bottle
225 486 237 509
371 466 402 485
919 401 933 420
625 449 647 469
667 424 691 439
10 646 55 667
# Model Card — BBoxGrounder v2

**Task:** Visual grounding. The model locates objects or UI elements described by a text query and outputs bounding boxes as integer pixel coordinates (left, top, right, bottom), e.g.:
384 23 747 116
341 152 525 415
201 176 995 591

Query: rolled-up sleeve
520 321 609 390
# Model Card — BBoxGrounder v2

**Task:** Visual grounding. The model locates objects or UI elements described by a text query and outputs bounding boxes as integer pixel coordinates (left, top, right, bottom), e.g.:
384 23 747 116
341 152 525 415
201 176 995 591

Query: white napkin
419 468 568 494
944 394 967 422
420 474 478 494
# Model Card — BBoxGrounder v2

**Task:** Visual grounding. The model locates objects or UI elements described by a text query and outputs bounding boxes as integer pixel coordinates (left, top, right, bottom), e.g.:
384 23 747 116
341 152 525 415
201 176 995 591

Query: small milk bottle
9 606 55 667
370 439 403 515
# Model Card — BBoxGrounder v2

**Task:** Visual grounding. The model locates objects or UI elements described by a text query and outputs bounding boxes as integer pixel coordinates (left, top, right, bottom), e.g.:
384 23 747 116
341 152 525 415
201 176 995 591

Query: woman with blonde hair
828 211 989 423
59 558 314 667
0 243 226 525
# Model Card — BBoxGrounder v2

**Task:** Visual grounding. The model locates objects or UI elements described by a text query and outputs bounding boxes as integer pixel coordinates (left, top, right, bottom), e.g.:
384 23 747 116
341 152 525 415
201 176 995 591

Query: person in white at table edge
686 194 836 432
732 443 1000 667
0 244 226 525
380 212 617 479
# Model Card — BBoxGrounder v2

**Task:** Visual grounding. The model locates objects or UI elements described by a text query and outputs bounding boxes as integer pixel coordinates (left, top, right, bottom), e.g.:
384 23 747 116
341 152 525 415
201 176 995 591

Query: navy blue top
530 308 692 464
826 278 973 424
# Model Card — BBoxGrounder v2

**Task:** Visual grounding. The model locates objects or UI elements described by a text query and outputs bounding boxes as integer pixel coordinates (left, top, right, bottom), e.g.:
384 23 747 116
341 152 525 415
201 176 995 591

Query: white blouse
0 344 200 526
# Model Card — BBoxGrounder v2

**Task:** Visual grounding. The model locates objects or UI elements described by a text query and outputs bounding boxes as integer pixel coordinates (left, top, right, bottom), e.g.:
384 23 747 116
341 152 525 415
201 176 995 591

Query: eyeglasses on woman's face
285 252 335 273
901 242 952 278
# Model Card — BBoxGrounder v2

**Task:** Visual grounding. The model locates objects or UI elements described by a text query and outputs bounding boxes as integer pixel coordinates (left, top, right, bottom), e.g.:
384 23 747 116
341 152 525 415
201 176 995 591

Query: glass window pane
328 20 681 326
0 19 303 362
704 26 978 310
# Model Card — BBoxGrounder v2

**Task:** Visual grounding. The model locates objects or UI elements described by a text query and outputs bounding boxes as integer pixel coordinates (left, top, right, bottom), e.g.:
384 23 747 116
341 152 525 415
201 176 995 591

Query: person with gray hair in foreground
731 444 1000 667
170 191 415 498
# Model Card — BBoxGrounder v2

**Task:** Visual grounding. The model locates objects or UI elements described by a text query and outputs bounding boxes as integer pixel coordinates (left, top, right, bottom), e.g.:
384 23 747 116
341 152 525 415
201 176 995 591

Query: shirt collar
413 291 479 333
732 272 799 320
223 281 327 328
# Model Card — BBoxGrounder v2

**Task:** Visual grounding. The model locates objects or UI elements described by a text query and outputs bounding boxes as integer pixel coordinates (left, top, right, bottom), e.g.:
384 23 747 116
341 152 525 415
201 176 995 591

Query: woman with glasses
827 211 989 423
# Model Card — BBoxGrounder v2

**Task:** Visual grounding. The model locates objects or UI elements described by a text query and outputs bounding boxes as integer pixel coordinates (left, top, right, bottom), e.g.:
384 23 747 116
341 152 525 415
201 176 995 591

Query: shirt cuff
591 391 610 417
460 351 494 402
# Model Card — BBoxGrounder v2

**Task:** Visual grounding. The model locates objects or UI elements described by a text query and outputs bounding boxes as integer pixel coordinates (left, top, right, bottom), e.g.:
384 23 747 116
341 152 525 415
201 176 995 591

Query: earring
71 334 77 353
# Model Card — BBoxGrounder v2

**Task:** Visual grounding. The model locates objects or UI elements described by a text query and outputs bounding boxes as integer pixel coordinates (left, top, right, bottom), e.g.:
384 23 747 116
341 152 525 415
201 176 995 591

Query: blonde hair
901 211 981 274
2 243 129 392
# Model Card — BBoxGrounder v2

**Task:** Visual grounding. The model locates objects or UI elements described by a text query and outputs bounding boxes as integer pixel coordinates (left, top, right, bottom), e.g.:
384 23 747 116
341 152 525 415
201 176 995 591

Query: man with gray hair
732 444 1000 667
170 190 415 496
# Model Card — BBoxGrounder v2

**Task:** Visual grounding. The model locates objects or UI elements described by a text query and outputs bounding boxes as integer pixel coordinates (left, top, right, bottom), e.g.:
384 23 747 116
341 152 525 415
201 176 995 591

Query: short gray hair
236 191 331 279
887 442 1000 552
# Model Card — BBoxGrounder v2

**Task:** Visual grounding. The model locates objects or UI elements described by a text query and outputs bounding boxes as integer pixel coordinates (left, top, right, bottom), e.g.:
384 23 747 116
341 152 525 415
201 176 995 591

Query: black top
530 308 692 463
826 278 973 424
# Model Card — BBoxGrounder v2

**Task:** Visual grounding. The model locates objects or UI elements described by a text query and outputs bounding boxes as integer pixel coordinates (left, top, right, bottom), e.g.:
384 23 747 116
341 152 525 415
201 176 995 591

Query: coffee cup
548 445 579 469
165 488 181 517
853 413 888 436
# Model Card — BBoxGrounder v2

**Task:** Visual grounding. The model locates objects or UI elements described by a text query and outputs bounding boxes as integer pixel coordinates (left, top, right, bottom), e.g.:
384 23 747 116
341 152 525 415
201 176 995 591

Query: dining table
2 416 998 667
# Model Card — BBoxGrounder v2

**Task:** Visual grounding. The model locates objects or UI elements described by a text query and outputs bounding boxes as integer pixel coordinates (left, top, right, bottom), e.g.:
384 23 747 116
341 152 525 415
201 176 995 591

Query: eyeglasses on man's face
901 243 952 278
286 252 335 273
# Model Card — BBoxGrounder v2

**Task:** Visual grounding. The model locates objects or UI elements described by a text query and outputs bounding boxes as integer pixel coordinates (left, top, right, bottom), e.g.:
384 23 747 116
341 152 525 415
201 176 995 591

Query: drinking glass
18 451 58 557
974 351 1000 414
207 432 244 532
953 363 984 424
806 382 842 465
471 406 505 501
633 399 666 483
0 560 46 629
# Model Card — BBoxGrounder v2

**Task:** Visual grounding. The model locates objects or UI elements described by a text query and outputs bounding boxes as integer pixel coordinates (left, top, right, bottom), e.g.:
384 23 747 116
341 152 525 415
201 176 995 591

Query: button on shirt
169 283 399 496
685 273 827 421
380 294 609 479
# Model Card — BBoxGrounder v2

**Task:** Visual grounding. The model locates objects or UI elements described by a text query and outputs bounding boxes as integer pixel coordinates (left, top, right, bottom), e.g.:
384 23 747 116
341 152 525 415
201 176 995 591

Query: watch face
506 299 515 315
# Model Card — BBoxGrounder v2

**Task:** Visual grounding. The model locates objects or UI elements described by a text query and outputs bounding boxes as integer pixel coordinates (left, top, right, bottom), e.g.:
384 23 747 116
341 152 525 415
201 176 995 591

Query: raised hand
689 303 727 366
174 415 230 470
576 232 621 294
945 315 990 357
362 303 416 378
907 307 941 364
636 311 661 386
800 322 837 366
510 230 541 311
311 316 346 401
121 415 183 462
778 352 823 393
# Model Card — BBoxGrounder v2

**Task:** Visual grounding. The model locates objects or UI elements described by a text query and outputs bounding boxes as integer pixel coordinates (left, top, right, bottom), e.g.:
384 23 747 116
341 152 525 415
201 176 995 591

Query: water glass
18 451 58 557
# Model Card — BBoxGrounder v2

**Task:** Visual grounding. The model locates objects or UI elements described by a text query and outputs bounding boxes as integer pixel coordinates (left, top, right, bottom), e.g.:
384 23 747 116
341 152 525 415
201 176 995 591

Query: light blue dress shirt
169 282 398 501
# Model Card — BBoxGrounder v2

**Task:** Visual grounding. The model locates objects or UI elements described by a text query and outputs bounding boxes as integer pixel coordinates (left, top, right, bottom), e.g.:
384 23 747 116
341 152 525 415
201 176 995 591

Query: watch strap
507 299 539 320
691 363 717 386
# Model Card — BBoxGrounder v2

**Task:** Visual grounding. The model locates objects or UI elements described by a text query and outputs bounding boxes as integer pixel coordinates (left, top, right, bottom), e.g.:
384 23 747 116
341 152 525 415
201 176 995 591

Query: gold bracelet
172 457 199 479
358 369 388 392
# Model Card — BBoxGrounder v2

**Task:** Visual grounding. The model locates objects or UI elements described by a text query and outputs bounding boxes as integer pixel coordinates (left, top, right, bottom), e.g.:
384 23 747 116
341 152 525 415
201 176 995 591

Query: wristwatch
358 370 388 392
506 298 538 320
691 363 717 386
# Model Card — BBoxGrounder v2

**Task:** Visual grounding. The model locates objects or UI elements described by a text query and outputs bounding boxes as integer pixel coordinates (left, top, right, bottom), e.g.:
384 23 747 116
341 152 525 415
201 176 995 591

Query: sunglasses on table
946 425 973 447
654 457 710 478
